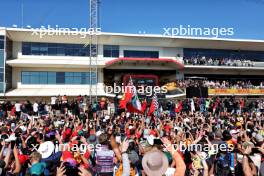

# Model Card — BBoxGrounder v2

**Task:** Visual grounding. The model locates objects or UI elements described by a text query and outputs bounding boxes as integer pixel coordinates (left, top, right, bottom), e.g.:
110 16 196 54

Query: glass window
31 43 40 55
48 47 57 55
22 42 90 56
65 72 74 84
91 72 97 84
30 72 39 84
124 50 159 58
0 82 4 93
103 45 119 57
39 72 48 84
0 41 4 50
0 50 4 67
22 42 31 55
0 36 4 49
39 43 48 55
48 72 56 84
57 47 66 56
74 72 82 84
0 73 3 82
22 72 30 84
65 72 83 84
21 71 97 85
81 72 88 84
56 72 65 84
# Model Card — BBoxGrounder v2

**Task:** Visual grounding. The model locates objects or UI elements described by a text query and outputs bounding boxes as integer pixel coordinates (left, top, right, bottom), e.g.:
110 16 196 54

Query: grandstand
0 28 264 99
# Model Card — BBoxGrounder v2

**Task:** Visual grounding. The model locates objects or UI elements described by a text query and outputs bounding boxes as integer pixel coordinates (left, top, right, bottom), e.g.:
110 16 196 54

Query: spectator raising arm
162 137 186 176
0 141 5 160
12 145 21 174
242 146 255 176
4 144 11 169
121 139 130 176
110 135 122 161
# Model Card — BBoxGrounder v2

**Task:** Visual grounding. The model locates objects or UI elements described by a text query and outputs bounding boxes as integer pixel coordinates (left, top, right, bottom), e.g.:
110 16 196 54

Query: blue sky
0 0 264 39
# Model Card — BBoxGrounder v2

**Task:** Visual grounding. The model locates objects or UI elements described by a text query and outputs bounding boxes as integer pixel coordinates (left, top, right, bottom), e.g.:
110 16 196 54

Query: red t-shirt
164 125 171 132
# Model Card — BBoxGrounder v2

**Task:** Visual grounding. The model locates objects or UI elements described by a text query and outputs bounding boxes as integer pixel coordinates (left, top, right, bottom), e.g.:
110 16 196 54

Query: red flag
119 78 134 109
175 101 182 113
127 103 143 114
119 94 127 109
148 94 158 116
141 98 147 113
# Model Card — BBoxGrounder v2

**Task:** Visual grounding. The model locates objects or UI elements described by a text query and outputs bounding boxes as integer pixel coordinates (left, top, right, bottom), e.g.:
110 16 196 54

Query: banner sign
209 89 264 95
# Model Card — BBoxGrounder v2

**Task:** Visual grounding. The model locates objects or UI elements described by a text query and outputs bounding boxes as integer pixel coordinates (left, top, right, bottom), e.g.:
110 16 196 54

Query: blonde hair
30 152 42 162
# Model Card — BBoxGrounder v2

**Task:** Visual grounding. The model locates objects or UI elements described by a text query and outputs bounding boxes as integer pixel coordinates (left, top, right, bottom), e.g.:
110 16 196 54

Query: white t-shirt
165 168 176 176
15 103 21 112
33 103 38 112
51 97 57 105
45 105 49 111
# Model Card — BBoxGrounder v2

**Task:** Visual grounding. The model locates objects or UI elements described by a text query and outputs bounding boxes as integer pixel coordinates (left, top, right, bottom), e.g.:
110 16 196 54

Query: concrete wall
0 29 6 36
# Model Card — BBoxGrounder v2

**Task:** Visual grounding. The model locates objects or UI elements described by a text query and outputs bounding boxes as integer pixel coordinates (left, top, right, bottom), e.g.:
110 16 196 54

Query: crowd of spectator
183 57 255 67
176 79 264 89
0 95 263 176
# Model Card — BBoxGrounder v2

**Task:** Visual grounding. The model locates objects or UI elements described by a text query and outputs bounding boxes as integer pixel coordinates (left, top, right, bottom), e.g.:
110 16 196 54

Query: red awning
105 57 184 69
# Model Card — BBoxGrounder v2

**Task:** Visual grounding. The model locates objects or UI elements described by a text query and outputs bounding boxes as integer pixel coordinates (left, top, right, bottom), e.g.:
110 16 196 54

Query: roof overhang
105 57 184 70
2 27 264 51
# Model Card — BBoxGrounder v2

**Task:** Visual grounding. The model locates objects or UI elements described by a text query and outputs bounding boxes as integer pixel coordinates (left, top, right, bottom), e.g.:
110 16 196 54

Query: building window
0 36 4 93
56 72 65 84
48 72 56 84
103 45 119 57
22 42 90 56
0 50 4 67
124 50 159 58
0 36 4 50
21 71 97 85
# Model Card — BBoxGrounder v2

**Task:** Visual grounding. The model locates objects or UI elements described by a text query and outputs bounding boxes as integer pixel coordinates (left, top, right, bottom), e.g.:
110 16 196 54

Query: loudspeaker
186 87 208 98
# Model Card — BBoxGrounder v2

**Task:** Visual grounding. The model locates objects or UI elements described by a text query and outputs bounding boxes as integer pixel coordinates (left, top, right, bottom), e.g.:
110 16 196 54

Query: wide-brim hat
142 150 169 176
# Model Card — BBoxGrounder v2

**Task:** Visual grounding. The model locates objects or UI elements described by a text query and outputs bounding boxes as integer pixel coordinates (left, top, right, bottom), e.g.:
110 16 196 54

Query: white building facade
1 28 264 99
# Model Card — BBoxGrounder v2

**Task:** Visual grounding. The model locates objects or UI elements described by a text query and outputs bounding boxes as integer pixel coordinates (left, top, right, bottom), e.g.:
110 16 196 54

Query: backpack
214 153 231 176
